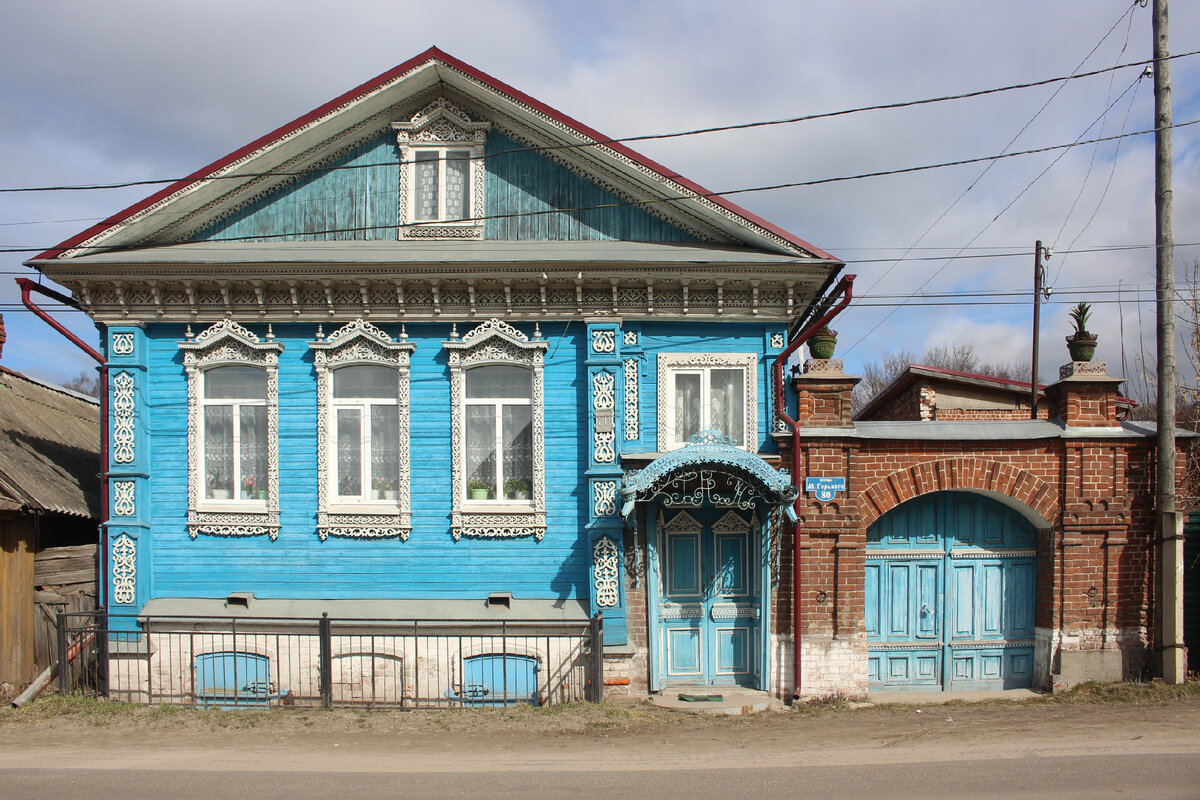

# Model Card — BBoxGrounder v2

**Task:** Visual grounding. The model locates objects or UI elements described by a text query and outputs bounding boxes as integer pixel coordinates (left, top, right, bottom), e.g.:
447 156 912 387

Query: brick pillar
792 359 860 428
1045 361 1124 427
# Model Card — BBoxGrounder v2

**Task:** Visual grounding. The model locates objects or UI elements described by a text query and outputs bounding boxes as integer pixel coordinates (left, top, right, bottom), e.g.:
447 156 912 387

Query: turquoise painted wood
484 132 696 242
143 322 588 603
447 653 539 706
193 134 401 242
866 492 1035 691
187 130 697 243
194 651 271 707
656 509 757 687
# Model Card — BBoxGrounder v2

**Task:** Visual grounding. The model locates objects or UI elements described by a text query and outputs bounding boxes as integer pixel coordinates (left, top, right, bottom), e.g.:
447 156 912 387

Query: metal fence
55 611 603 708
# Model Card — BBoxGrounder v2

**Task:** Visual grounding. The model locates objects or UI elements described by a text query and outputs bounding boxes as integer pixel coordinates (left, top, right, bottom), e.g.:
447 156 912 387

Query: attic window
393 98 490 239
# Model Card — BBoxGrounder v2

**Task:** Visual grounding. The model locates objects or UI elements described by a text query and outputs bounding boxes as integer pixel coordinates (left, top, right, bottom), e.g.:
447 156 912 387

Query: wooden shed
0 362 100 691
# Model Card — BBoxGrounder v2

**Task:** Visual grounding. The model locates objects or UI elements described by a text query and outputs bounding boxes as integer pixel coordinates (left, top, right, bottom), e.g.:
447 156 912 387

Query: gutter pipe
772 274 855 701
17 278 108 611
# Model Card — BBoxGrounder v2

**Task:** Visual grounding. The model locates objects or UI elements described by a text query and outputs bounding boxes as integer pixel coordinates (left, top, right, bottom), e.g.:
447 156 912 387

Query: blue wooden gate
655 509 760 687
866 492 1036 690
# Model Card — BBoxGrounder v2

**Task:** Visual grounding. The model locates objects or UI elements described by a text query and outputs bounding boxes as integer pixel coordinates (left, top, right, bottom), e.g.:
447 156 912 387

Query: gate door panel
658 510 759 686
867 492 1036 691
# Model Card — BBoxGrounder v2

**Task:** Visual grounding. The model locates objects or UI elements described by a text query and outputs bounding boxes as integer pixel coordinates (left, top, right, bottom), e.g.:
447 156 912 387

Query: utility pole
1152 0 1183 684
1030 241 1050 419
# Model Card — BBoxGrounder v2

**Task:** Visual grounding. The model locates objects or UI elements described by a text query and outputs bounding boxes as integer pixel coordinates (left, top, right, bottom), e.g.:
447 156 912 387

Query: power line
7 117 1199 257
3 48 1198 196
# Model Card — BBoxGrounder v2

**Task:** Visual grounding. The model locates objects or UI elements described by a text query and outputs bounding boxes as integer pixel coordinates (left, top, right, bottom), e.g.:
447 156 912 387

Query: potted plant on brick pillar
809 326 838 360
1066 302 1097 362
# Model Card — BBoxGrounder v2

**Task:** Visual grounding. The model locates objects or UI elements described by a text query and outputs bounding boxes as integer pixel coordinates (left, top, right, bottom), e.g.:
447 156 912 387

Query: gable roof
34 47 838 263
0 366 100 519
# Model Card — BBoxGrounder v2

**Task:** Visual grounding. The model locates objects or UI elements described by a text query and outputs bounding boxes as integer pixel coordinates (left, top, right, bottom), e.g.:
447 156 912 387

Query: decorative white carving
593 481 618 517
446 319 547 541
712 510 752 534
111 371 135 464
111 332 135 356
1060 361 1108 379
591 330 616 353
663 511 702 533
310 319 414 541
393 97 490 239
593 536 620 608
111 534 136 605
710 605 758 619
623 358 639 441
769 332 786 349
659 605 704 619
623 330 638 346
593 371 616 463
179 321 283 540
657 352 758 452
113 481 136 517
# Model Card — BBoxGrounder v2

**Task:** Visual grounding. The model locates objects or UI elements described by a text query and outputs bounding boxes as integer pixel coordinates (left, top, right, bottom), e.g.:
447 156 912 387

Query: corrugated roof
0 367 100 518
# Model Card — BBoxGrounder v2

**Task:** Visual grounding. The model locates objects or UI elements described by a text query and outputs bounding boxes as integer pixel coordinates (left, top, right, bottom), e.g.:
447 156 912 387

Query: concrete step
650 685 771 715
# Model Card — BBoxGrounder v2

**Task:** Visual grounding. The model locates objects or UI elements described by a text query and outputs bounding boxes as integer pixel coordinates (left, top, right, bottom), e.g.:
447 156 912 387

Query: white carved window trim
657 352 757 452
392 98 490 239
445 319 547 541
179 320 283 540
310 319 415 541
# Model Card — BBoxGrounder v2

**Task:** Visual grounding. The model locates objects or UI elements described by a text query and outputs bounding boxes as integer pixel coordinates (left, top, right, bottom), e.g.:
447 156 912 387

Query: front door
656 509 759 686
866 492 1036 690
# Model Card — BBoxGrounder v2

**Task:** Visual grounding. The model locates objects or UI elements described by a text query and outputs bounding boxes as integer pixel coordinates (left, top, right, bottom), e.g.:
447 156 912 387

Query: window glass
334 365 398 398
239 406 268 498
502 405 533 498
466 406 497 498
710 368 744 445
370 405 399 496
444 150 470 221
466 366 532 399
336 408 362 497
674 373 701 443
414 151 439 221
204 406 234 498
205 366 267 399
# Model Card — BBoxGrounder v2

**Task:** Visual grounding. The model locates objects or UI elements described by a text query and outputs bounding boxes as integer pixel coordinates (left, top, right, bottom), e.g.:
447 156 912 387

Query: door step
650 686 770 715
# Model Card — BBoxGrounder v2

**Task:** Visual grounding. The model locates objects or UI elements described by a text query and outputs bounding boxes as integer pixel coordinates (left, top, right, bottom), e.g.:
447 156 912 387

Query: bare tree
851 345 1031 414
61 370 99 397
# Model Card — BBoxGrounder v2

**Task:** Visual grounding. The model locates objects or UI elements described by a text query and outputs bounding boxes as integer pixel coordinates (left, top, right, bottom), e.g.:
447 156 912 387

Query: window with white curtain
201 366 268 504
658 353 758 452
464 366 534 502
412 149 471 222
331 365 400 502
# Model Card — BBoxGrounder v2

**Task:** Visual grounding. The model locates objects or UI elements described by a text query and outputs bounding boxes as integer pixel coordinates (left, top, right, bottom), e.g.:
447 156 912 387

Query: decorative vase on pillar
1065 302 1098 362
808 326 838 360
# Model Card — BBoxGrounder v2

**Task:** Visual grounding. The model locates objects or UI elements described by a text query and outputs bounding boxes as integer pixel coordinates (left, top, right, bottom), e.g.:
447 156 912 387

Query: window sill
197 500 269 513
461 501 536 514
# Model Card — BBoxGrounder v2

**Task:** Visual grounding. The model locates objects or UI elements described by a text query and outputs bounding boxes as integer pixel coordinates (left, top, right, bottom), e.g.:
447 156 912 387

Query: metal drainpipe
17 278 108 610
772 274 855 701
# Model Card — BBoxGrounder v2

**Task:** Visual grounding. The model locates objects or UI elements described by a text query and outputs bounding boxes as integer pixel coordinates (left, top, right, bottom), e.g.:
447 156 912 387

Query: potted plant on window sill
504 478 531 501
374 477 397 501
209 473 231 500
1066 302 1098 362
808 326 838 360
467 479 492 501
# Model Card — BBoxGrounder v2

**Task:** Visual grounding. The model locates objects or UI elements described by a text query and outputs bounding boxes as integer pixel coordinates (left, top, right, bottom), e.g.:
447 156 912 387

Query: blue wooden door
658 510 758 686
194 652 271 706
866 492 1036 690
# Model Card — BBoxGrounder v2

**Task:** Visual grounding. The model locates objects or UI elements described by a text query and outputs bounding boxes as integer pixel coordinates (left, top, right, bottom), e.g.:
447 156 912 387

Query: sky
2 0 1198 399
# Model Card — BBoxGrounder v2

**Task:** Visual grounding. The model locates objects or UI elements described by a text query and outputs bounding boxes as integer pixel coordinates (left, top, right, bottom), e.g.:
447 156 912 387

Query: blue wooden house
28 48 843 702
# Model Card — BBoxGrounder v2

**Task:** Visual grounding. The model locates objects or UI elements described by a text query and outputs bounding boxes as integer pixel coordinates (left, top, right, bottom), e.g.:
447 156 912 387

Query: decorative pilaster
586 321 627 644
103 326 150 623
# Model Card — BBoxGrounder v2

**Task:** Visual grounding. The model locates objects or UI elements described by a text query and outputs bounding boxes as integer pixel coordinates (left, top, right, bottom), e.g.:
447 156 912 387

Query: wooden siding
143 323 588 602
192 134 401 242
189 130 697 244
0 518 35 685
484 132 696 242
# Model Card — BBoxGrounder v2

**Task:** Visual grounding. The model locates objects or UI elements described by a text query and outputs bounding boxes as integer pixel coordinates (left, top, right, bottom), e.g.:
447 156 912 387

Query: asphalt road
4 752 1198 799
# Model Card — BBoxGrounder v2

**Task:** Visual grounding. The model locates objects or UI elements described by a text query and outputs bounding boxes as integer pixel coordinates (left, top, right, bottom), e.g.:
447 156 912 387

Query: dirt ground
2 683 1199 774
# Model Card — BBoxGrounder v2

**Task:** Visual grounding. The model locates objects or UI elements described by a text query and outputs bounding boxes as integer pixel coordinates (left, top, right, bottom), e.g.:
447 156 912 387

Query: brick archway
859 457 1060 528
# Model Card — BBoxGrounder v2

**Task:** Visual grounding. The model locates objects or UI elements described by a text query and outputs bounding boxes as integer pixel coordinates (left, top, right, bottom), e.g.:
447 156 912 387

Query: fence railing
56 611 603 708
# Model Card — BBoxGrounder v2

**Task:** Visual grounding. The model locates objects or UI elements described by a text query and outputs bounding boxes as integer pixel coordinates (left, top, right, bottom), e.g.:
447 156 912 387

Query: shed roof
0 367 100 519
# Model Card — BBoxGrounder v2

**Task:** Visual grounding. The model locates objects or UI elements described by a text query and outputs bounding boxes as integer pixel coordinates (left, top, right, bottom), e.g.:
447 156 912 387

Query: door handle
919 603 930 617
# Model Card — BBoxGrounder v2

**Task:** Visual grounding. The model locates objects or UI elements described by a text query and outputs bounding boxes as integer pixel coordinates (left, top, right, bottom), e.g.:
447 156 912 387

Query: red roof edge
34 47 839 263
912 362 1133 405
